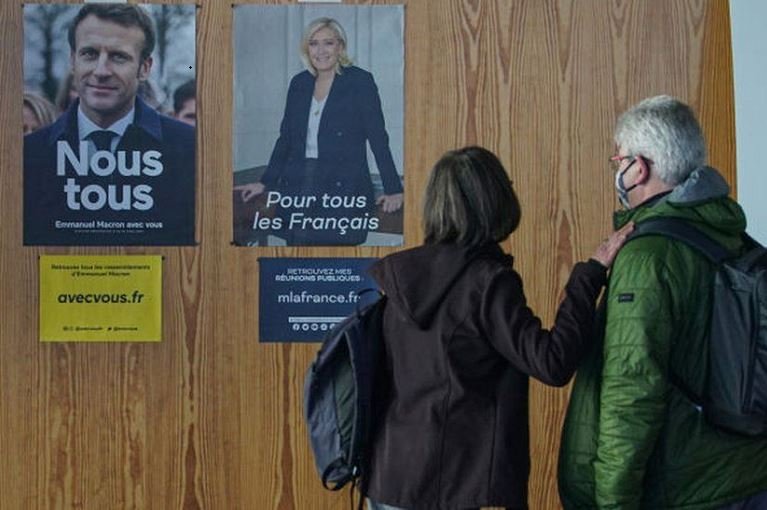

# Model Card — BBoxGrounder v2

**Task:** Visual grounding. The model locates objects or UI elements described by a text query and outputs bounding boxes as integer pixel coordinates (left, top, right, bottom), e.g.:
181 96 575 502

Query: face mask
614 158 638 209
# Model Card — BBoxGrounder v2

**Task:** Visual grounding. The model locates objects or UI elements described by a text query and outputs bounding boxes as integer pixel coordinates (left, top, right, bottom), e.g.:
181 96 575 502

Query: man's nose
93 53 111 77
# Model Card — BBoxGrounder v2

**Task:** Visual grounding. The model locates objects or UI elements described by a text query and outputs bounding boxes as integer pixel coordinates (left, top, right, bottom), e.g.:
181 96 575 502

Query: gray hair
299 17 353 75
423 146 521 248
614 95 706 185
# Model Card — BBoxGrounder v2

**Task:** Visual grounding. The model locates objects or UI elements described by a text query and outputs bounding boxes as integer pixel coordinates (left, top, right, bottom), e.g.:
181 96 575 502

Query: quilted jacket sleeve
594 240 673 509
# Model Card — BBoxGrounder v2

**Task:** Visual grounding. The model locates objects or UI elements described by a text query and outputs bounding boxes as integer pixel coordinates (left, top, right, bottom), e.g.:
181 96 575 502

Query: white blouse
305 96 327 159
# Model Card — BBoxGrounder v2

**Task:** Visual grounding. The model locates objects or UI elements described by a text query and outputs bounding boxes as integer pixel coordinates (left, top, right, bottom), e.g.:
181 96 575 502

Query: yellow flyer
39 255 162 342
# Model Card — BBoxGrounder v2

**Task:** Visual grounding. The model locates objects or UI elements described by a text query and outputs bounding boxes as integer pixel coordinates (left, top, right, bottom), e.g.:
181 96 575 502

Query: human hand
234 182 265 202
376 193 404 213
591 222 635 268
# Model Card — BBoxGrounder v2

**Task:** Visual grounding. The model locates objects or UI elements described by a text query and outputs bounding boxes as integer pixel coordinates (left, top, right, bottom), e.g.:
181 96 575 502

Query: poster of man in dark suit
23 3 196 246
233 5 405 247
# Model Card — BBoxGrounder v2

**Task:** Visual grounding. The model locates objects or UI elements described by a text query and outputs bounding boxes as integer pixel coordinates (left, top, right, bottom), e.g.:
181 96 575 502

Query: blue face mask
614 158 638 209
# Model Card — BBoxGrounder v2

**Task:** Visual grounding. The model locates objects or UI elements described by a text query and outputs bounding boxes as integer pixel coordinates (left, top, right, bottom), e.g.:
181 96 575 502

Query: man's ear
636 156 652 183
138 56 153 81
70 51 76 72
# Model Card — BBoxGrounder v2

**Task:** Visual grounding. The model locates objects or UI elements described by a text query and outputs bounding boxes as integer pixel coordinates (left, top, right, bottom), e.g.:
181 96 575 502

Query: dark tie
89 130 116 152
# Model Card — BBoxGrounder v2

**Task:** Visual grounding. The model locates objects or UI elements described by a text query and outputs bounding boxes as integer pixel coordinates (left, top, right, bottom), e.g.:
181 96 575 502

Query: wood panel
0 1 734 509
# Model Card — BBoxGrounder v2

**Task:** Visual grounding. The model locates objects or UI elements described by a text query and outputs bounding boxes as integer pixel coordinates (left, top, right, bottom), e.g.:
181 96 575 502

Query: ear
138 56 153 81
70 51 75 71
636 156 652 183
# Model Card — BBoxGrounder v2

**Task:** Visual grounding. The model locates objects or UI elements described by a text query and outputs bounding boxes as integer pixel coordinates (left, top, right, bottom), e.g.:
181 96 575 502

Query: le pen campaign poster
233 5 405 247
39 255 162 342
23 4 197 245
259 258 379 342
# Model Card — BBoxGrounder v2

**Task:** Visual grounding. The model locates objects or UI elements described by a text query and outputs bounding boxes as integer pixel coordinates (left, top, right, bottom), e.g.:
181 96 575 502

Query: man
558 95 767 509
24 4 195 245
173 79 196 126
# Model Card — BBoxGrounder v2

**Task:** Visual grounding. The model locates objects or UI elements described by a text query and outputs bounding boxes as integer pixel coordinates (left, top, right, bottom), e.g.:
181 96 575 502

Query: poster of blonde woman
233 5 404 246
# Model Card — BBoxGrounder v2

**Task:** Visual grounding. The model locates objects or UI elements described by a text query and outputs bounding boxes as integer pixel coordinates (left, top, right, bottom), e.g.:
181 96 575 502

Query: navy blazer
24 97 195 245
261 66 403 202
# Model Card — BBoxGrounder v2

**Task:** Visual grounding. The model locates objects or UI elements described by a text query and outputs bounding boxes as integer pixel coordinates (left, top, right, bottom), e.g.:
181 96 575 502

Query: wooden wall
0 1 735 509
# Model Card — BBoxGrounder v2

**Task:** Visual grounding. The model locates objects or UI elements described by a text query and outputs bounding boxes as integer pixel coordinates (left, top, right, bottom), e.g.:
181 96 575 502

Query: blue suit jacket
24 97 195 245
261 66 403 201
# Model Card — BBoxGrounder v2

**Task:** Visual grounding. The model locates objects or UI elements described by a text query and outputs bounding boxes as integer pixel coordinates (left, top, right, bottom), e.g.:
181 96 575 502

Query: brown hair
68 4 156 62
423 146 521 248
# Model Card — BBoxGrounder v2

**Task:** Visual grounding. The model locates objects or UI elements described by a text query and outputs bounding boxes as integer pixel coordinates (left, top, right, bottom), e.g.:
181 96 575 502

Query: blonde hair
300 17 352 75
23 91 58 133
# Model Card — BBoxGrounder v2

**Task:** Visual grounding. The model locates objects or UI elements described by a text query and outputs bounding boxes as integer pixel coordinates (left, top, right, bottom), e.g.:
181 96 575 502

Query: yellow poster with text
39 255 162 342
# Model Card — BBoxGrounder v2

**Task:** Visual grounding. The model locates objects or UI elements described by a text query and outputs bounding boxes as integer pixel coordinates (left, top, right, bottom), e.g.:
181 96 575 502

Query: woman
23 91 58 135
364 147 633 510
236 17 403 245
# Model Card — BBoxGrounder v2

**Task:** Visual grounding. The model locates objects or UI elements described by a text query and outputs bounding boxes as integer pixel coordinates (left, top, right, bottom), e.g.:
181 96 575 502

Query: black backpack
631 218 767 436
303 291 386 492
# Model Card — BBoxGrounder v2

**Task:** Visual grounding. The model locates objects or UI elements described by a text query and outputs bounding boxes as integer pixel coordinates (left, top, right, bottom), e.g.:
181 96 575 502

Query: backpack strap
630 217 731 264
739 234 767 271
354 288 384 317
626 217 729 409
321 458 354 490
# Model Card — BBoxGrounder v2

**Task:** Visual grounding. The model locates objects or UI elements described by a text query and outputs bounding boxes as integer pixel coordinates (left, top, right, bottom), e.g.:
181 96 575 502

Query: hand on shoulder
591 222 635 268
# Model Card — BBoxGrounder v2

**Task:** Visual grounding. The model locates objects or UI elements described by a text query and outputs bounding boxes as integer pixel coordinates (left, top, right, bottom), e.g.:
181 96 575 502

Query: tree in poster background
23 5 71 102
143 5 195 105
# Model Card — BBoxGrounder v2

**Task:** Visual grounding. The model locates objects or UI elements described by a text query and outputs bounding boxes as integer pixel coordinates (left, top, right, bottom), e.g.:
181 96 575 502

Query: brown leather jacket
365 243 606 510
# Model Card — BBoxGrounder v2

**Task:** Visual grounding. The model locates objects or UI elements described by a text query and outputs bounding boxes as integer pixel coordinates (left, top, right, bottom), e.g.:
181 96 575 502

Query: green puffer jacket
558 167 767 510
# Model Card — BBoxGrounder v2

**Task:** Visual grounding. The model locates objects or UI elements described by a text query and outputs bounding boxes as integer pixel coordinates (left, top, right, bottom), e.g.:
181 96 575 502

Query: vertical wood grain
0 1 735 509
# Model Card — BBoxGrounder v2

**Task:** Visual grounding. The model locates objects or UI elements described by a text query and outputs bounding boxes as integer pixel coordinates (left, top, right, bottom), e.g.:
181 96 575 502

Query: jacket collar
46 96 163 146
613 166 731 229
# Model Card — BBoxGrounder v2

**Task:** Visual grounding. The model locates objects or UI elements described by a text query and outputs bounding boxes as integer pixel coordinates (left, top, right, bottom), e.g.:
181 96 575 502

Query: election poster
39 255 162 342
23 4 197 245
233 5 405 246
259 258 379 342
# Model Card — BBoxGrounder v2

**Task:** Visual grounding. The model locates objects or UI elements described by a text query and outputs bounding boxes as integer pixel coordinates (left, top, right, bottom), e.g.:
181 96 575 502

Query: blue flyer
259 257 379 342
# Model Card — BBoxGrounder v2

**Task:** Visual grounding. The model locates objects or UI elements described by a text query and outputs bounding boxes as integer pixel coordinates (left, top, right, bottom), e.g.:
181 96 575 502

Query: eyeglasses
609 154 635 172
609 154 653 172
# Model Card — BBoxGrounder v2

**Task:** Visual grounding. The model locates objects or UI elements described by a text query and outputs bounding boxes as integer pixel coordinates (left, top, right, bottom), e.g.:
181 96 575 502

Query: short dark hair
68 4 156 62
173 79 196 114
423 146 521 248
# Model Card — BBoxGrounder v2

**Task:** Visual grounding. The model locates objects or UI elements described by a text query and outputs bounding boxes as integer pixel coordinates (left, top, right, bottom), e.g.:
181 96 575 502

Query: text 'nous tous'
56 141 164 211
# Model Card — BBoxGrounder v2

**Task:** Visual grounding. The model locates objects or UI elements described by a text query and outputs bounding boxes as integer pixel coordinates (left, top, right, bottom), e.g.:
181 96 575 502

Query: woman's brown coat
365 243 606 510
